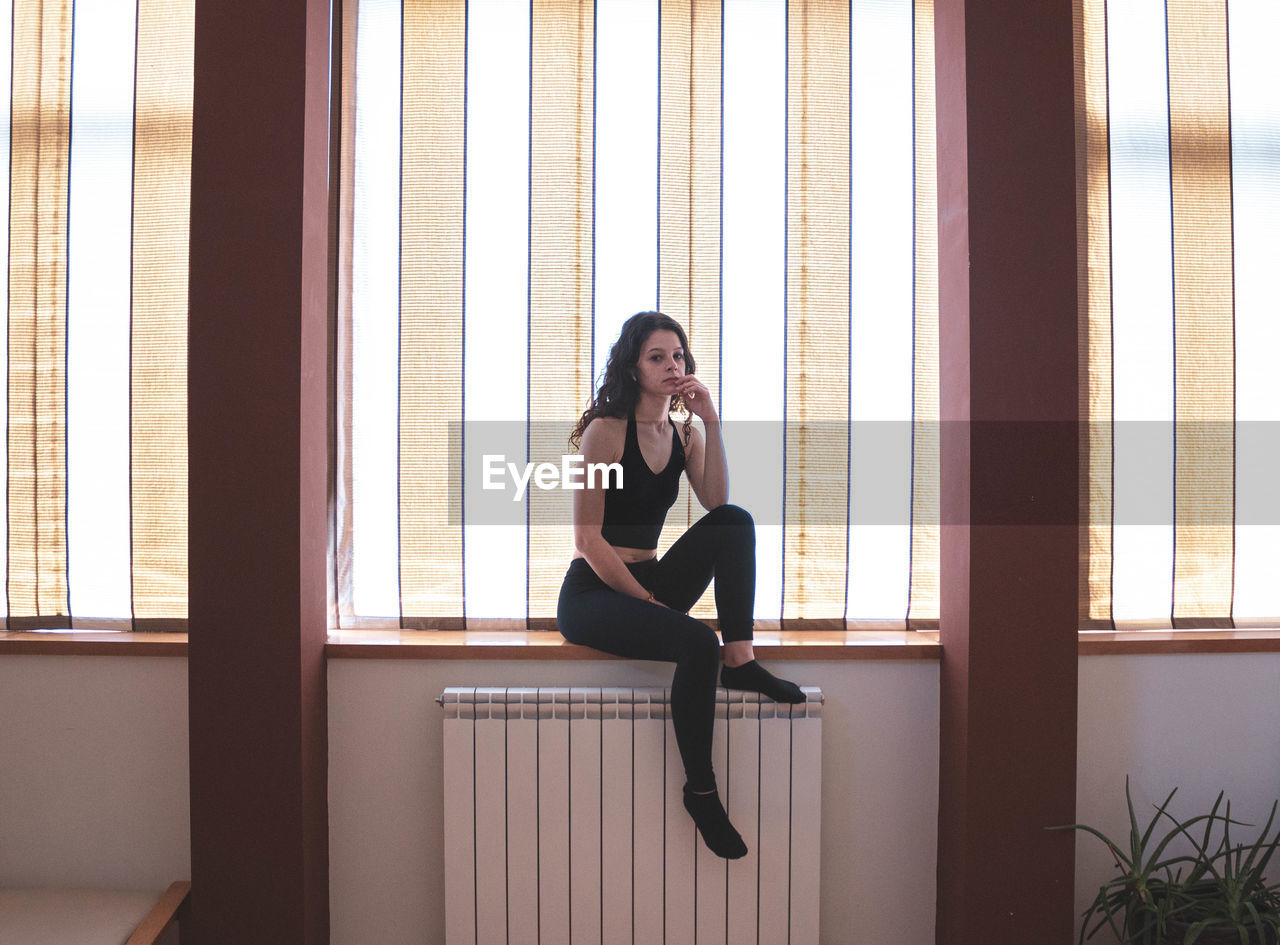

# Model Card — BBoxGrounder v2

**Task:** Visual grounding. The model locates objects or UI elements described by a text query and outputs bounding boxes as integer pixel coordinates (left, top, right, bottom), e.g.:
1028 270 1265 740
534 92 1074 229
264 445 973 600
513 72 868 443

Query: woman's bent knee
709 503 753 530
708 505 755 547
679 623 721 668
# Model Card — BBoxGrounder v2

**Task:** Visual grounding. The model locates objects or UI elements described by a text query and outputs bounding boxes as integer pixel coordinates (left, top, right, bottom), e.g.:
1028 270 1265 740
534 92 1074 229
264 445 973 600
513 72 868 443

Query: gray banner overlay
428 421 1280 526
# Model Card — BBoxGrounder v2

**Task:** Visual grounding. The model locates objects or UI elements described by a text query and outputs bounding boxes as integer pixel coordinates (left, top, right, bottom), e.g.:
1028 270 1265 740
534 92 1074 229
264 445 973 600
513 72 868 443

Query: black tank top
599 410 685 550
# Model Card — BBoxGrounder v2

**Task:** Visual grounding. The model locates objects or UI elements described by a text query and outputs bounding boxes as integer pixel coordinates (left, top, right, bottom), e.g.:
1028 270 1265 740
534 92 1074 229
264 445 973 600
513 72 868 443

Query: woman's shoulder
583 413 626 434
580 414 627 459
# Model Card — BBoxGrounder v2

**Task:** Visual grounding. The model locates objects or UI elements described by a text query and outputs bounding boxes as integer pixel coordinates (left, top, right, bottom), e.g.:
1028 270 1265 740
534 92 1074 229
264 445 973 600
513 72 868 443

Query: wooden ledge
1 628 939 661
325 629 942 661
0 883 189 945
126 881 191 945
1079 628 1280 655
0 631 188 656
7 628 1280 659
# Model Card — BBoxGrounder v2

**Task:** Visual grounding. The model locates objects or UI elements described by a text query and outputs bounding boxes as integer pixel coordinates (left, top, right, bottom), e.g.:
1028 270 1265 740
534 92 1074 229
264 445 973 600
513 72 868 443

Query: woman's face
634 329 686 396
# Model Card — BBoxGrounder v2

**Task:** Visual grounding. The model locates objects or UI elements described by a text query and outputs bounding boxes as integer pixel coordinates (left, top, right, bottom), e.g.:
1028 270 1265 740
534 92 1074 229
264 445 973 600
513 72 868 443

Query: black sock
720 660 805 704
683 785 747 860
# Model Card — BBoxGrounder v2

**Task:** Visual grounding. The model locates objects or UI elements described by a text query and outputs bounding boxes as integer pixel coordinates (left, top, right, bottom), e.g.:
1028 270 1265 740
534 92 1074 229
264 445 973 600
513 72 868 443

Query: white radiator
439 685 822 945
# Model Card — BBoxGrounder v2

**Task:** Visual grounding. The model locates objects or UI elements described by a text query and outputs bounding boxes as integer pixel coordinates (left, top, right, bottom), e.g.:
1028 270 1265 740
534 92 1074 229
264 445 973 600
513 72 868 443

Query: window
338 0 940 630
3 0 192 631
1080 0 1280 628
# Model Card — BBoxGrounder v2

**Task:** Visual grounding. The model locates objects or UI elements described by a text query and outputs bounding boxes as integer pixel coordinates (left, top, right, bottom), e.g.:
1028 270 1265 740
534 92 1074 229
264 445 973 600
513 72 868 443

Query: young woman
557 311 804 860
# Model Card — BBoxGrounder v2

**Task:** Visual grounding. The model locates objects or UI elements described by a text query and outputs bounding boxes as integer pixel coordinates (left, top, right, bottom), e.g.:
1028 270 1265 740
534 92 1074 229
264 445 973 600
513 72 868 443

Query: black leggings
556 503 756 793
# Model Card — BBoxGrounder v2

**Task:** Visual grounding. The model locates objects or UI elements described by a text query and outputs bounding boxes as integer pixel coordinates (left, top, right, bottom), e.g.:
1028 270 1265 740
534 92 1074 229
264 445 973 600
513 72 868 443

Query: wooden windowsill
0 628 939 660
0 631 189 656
6 628 1280 659
325 629 942 660
1078 628 1280 655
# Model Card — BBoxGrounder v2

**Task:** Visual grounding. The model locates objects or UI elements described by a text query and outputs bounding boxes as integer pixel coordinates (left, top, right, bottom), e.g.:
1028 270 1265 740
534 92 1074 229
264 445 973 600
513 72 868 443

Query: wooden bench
0 881 189 945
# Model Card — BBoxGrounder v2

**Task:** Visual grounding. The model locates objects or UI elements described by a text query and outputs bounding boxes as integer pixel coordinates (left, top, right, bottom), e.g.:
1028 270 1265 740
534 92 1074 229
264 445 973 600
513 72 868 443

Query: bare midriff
572 546 658 564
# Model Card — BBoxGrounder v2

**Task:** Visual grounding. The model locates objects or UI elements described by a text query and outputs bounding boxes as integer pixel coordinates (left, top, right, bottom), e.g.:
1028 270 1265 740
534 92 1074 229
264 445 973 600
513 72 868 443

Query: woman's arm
677 376 728 510
573 420 662 601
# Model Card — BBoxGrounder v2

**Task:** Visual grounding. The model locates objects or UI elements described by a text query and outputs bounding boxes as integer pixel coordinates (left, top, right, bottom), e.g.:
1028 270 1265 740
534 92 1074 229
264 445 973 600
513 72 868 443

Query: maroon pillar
187 0 332 941
935 0 1079 942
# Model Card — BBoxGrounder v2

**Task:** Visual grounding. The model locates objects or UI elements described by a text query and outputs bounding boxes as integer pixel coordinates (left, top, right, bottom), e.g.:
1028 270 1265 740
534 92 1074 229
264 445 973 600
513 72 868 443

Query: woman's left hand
674 375 717 421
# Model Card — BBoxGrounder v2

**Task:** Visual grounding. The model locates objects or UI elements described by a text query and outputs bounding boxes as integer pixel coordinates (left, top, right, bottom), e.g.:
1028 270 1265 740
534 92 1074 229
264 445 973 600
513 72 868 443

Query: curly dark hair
569 311 696 451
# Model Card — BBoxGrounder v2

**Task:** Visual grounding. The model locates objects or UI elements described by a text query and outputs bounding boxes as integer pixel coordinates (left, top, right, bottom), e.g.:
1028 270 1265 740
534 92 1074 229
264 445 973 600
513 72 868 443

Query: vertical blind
338 0 940 630
7 0 1266 635
1080 0 1280 629
4 0 192 631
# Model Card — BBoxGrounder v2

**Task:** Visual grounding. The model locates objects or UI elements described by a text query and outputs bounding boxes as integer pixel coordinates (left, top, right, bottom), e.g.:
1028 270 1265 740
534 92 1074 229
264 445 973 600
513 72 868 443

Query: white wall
0 655 190 891
1075 653 1280 943
327 657 941 945
8 648 1279 944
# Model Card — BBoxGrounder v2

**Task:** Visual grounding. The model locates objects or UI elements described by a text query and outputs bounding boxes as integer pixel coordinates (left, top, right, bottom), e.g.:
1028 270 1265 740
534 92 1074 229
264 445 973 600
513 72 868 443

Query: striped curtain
4 0 192 631
1080 0 1280 629
339 0 939 631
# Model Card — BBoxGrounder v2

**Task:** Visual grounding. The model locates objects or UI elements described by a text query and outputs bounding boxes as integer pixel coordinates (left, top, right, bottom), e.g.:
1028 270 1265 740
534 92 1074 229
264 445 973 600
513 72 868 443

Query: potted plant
1053 779 1280 945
